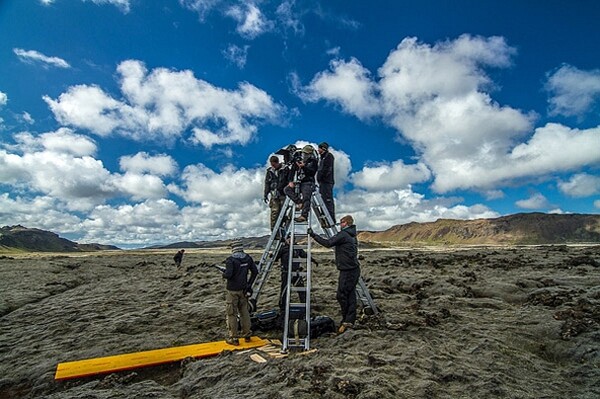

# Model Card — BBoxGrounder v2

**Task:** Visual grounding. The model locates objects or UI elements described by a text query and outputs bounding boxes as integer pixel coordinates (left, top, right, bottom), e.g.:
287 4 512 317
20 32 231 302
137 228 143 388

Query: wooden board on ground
55 337 269 380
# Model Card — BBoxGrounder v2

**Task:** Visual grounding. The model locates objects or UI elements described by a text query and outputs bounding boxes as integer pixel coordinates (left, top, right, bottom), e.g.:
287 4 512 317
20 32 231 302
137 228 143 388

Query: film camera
275 144 303 166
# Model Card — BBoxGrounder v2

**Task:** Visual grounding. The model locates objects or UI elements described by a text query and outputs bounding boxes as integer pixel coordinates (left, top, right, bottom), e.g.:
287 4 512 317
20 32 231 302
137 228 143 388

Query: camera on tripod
275 144 303 167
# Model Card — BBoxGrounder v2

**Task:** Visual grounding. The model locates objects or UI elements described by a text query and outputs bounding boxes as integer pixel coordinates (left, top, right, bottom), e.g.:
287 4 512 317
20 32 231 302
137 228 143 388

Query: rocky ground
0 245 599 398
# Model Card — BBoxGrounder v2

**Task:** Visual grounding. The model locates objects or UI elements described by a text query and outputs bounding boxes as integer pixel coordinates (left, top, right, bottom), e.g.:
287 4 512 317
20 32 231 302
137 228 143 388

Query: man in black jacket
308 215 360 333
317 142 335 223
284 145 318 223
222 239 258 345
263 155 288 230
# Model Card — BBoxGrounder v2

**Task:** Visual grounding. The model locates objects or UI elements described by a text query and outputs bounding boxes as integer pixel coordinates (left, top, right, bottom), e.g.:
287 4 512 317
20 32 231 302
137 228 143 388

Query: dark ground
0 245 599 398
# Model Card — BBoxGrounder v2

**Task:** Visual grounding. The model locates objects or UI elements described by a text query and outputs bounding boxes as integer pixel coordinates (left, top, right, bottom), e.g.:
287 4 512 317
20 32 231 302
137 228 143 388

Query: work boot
225 337 239 346
295 202 303 210
294 215 307 223
338 322 353 334
244 336 252 343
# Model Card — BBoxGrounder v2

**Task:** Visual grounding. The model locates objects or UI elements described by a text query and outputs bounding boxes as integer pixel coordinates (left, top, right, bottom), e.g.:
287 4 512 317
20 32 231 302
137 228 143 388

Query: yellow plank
55 337 268 380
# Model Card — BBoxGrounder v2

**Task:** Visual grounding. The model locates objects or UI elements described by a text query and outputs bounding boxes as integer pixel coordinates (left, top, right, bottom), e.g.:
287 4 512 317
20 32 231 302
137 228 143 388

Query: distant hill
147 236 270 250
358 213 600 245
0 225 120 252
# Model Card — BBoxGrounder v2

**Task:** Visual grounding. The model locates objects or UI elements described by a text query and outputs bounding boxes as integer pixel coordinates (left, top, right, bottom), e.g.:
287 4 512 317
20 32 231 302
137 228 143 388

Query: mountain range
0 225 119 252
1 213 599 252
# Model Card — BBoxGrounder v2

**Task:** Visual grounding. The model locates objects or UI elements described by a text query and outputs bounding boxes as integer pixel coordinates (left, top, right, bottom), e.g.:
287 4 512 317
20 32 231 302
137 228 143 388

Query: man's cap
269 155 280 163
230 239 244 252
318 142 329 150
302 144 314 154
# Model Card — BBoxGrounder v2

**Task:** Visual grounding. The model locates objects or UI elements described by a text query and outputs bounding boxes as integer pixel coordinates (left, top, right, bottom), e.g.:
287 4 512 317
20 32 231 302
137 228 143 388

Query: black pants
284 182 314 218
337 267 360 324
319 182 335 221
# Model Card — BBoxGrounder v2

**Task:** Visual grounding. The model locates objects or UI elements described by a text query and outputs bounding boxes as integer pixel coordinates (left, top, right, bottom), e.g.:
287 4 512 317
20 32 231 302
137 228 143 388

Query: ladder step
290 287 307 292
289 303 307 308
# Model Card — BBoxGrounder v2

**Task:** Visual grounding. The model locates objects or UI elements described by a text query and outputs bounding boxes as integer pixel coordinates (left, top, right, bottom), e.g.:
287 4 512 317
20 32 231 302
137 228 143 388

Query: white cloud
0 129 176 210
558 173 600 197
119 152 178 176
0 91 7 106
84 0 130 13
13 48 70 69
40 0 55 5
300 57 380 120
179 0 222 21
223 44 250 69
515 193 550 210
226 3 272 39
21 112 35 124
546 64 600 117
0 194 82 233
44 60 283 146
594 200 600 209
275 0 304 36
336 188 499 231
351 160 431 191
300 35 600 194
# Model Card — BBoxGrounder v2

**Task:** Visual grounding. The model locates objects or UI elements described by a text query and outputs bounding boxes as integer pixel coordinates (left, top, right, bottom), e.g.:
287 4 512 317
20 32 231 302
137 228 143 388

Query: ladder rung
289 303 307 307
291 257 306 263
290 287 307 291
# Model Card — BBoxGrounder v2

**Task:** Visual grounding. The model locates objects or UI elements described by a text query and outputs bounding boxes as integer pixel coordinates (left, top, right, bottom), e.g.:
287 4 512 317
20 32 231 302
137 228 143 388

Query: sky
1 0 599 248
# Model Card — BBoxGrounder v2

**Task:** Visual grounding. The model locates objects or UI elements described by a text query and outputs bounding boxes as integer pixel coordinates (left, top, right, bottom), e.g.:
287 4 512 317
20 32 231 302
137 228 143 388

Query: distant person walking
173 249 185 268
317 142 335 223
308 215 360 333
222 239 258 345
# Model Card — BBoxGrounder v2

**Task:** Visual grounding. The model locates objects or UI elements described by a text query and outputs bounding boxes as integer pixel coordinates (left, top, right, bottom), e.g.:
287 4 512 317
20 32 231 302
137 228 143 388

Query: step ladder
281 203 312 352
310 190 379 316
249 196 293 312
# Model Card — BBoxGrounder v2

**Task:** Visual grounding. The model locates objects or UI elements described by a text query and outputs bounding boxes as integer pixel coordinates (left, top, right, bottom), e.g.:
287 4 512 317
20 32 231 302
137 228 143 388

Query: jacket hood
344 225 357 237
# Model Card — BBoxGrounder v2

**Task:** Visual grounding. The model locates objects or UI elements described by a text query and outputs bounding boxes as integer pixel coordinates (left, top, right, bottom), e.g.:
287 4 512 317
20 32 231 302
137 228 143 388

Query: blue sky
1 0 599 248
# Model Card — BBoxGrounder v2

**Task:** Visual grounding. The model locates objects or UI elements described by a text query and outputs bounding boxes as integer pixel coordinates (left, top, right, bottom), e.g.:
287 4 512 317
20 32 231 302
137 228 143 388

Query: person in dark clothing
275 235 309 309
317 142 335 223
283 145 318 223
222 239 258 345
173 249 185 267
263 155 288 230
308 215 360 333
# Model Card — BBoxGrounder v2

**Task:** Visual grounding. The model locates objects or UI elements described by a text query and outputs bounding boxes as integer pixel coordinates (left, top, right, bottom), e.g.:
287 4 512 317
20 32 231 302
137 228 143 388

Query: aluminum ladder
281 202 312 351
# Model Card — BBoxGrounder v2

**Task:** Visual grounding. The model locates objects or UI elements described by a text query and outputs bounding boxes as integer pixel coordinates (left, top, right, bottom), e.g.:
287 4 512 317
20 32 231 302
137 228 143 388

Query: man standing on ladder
308 215 360 334
263 155 288 230
317 142 335 223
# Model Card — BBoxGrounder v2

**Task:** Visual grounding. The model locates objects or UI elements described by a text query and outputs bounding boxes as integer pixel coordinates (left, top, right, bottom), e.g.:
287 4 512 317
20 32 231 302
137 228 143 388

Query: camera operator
283 145 318 223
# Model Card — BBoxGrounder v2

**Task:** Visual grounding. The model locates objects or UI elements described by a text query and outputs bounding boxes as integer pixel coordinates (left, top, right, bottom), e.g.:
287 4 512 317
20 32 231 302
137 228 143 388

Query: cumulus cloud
44 60 283 146
299 57 380 120
0 129 176 210
0 194 82 233
515 193 550 210
558 173 600 197
223 44 250 68
337 188 498 231
595 200 600 209
351 160 431 191
119 152 178 176
0 91 7 106
546 64 600 117
13 48 70 69
300 35 600 194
